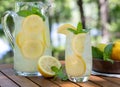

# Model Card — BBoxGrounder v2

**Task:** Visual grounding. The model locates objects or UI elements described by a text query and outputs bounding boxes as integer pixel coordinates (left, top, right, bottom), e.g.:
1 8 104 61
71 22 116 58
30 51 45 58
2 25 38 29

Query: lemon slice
38 56 61 77
65 54 86 76
16 31 43 47
21 40 44 59
22 14 45 33
57 24 76 35
72 33 86 56
16 32 24 47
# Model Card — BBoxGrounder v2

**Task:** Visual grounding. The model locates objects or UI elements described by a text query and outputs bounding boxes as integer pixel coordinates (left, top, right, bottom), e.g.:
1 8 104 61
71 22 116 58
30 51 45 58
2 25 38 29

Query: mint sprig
68 22 89 34
103 43 114 63
51 66 68 81
92 46 103 59
17 7 45 21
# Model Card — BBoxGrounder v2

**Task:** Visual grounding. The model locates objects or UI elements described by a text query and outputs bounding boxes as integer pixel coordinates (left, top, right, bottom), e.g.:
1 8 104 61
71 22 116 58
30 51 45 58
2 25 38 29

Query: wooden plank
28 76 60 87
50 78 80 87
0 72 18 87
100 76 120 85
90 75 120 87
76 80 101 87
1 68 39 87
0 64 13 70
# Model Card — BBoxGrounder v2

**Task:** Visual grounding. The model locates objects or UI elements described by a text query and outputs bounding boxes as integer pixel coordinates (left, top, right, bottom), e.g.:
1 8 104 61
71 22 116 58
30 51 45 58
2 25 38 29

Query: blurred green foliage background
0 0 120 63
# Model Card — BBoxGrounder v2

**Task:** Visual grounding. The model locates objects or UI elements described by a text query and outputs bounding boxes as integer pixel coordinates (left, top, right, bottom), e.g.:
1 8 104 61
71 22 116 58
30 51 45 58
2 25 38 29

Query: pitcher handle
2 11 16 48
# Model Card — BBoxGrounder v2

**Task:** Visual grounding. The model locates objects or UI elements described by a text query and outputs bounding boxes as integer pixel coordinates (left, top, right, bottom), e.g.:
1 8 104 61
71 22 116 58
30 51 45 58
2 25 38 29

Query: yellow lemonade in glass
58 23 92 82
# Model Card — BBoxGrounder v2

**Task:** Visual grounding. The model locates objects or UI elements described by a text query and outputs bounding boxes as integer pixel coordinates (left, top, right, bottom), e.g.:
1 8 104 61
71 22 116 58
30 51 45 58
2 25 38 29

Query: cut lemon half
72 33 86 56
65 54 86 76
21 40 44 59
38 56 61 77
57 24 76 35
22 14 45 33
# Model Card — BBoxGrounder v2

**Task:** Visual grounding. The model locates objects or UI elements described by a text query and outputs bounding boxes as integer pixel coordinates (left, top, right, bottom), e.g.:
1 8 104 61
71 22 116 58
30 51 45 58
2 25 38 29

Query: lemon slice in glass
22 14 45 33
38 56 61 77
57 24 76 35
72 33 86 56
65 54 86 76
21 40 44 59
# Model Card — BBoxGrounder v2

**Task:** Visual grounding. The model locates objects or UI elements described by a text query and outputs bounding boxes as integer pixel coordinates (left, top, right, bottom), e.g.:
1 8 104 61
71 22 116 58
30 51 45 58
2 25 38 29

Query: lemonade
58 23 92 82
2 2 51 76
14 15 51 76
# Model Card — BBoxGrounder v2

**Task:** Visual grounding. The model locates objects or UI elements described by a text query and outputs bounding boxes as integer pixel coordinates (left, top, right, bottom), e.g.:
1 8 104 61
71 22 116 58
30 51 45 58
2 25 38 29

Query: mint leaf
17 10 32 17
67 28 78 34
92 46 103 59
67 22 89 34
103 43 114 63
17 7 45 21
51 66 59 73
77 22 83 33
51 66 68 81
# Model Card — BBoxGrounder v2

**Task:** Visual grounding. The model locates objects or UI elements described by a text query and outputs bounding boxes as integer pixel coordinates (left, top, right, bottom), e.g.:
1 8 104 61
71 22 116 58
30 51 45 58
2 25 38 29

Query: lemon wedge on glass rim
57 24 76 35
38 56 61 78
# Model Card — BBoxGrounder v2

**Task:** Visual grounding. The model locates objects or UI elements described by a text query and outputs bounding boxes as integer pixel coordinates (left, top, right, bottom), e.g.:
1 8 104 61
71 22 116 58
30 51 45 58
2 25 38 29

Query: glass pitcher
2 1 51 76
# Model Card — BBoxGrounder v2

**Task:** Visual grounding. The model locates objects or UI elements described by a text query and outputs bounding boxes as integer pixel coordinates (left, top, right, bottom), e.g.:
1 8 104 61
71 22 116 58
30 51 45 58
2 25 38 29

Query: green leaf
67 22 89 35
92 46 103 59
17 7 45 21
103 43 114 63
77 22 83 32
51 66 68 81
17 10 32 17
51 66 59 73
67 28 78 34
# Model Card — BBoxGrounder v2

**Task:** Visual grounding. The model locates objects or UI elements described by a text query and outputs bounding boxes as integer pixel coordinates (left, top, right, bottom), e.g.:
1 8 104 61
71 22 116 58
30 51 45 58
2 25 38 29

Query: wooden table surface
0 64 120 87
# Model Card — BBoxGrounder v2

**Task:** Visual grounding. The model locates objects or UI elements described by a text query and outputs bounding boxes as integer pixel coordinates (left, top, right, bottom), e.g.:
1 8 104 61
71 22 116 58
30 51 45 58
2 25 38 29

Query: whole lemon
97 43 107 52
111 41 120 61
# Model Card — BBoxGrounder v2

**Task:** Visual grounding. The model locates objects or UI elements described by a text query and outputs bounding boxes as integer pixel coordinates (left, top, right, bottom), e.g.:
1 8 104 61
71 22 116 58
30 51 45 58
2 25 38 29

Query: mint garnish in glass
68 22 89 34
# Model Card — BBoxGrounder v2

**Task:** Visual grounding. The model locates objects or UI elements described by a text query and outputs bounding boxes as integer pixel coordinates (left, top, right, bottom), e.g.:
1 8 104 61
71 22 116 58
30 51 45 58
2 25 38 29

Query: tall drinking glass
65 32 92 82
2 1 51 76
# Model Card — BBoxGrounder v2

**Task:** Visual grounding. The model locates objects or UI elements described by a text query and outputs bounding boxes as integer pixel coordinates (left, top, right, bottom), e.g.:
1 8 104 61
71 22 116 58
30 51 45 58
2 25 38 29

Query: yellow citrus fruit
16 31 44 47
97 43 107 52
65 54 86 76
42 28 50 48
72 33 86 56
22 14 45 33
57 24 76 35
21 40 44 59
16 32 24 47
111 41 120 61
38 56 61 77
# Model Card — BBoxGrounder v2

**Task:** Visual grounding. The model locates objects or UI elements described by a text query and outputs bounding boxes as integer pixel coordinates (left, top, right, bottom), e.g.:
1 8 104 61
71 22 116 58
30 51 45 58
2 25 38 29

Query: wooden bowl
93 58 120 74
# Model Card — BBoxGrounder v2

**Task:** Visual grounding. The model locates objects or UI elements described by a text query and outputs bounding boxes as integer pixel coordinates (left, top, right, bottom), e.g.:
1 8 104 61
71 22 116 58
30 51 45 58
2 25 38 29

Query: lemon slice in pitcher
38 56 61 77
21 40 44 59
16 32 43 47
57 24 76 35
72 33 86 56
22 14 45 33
